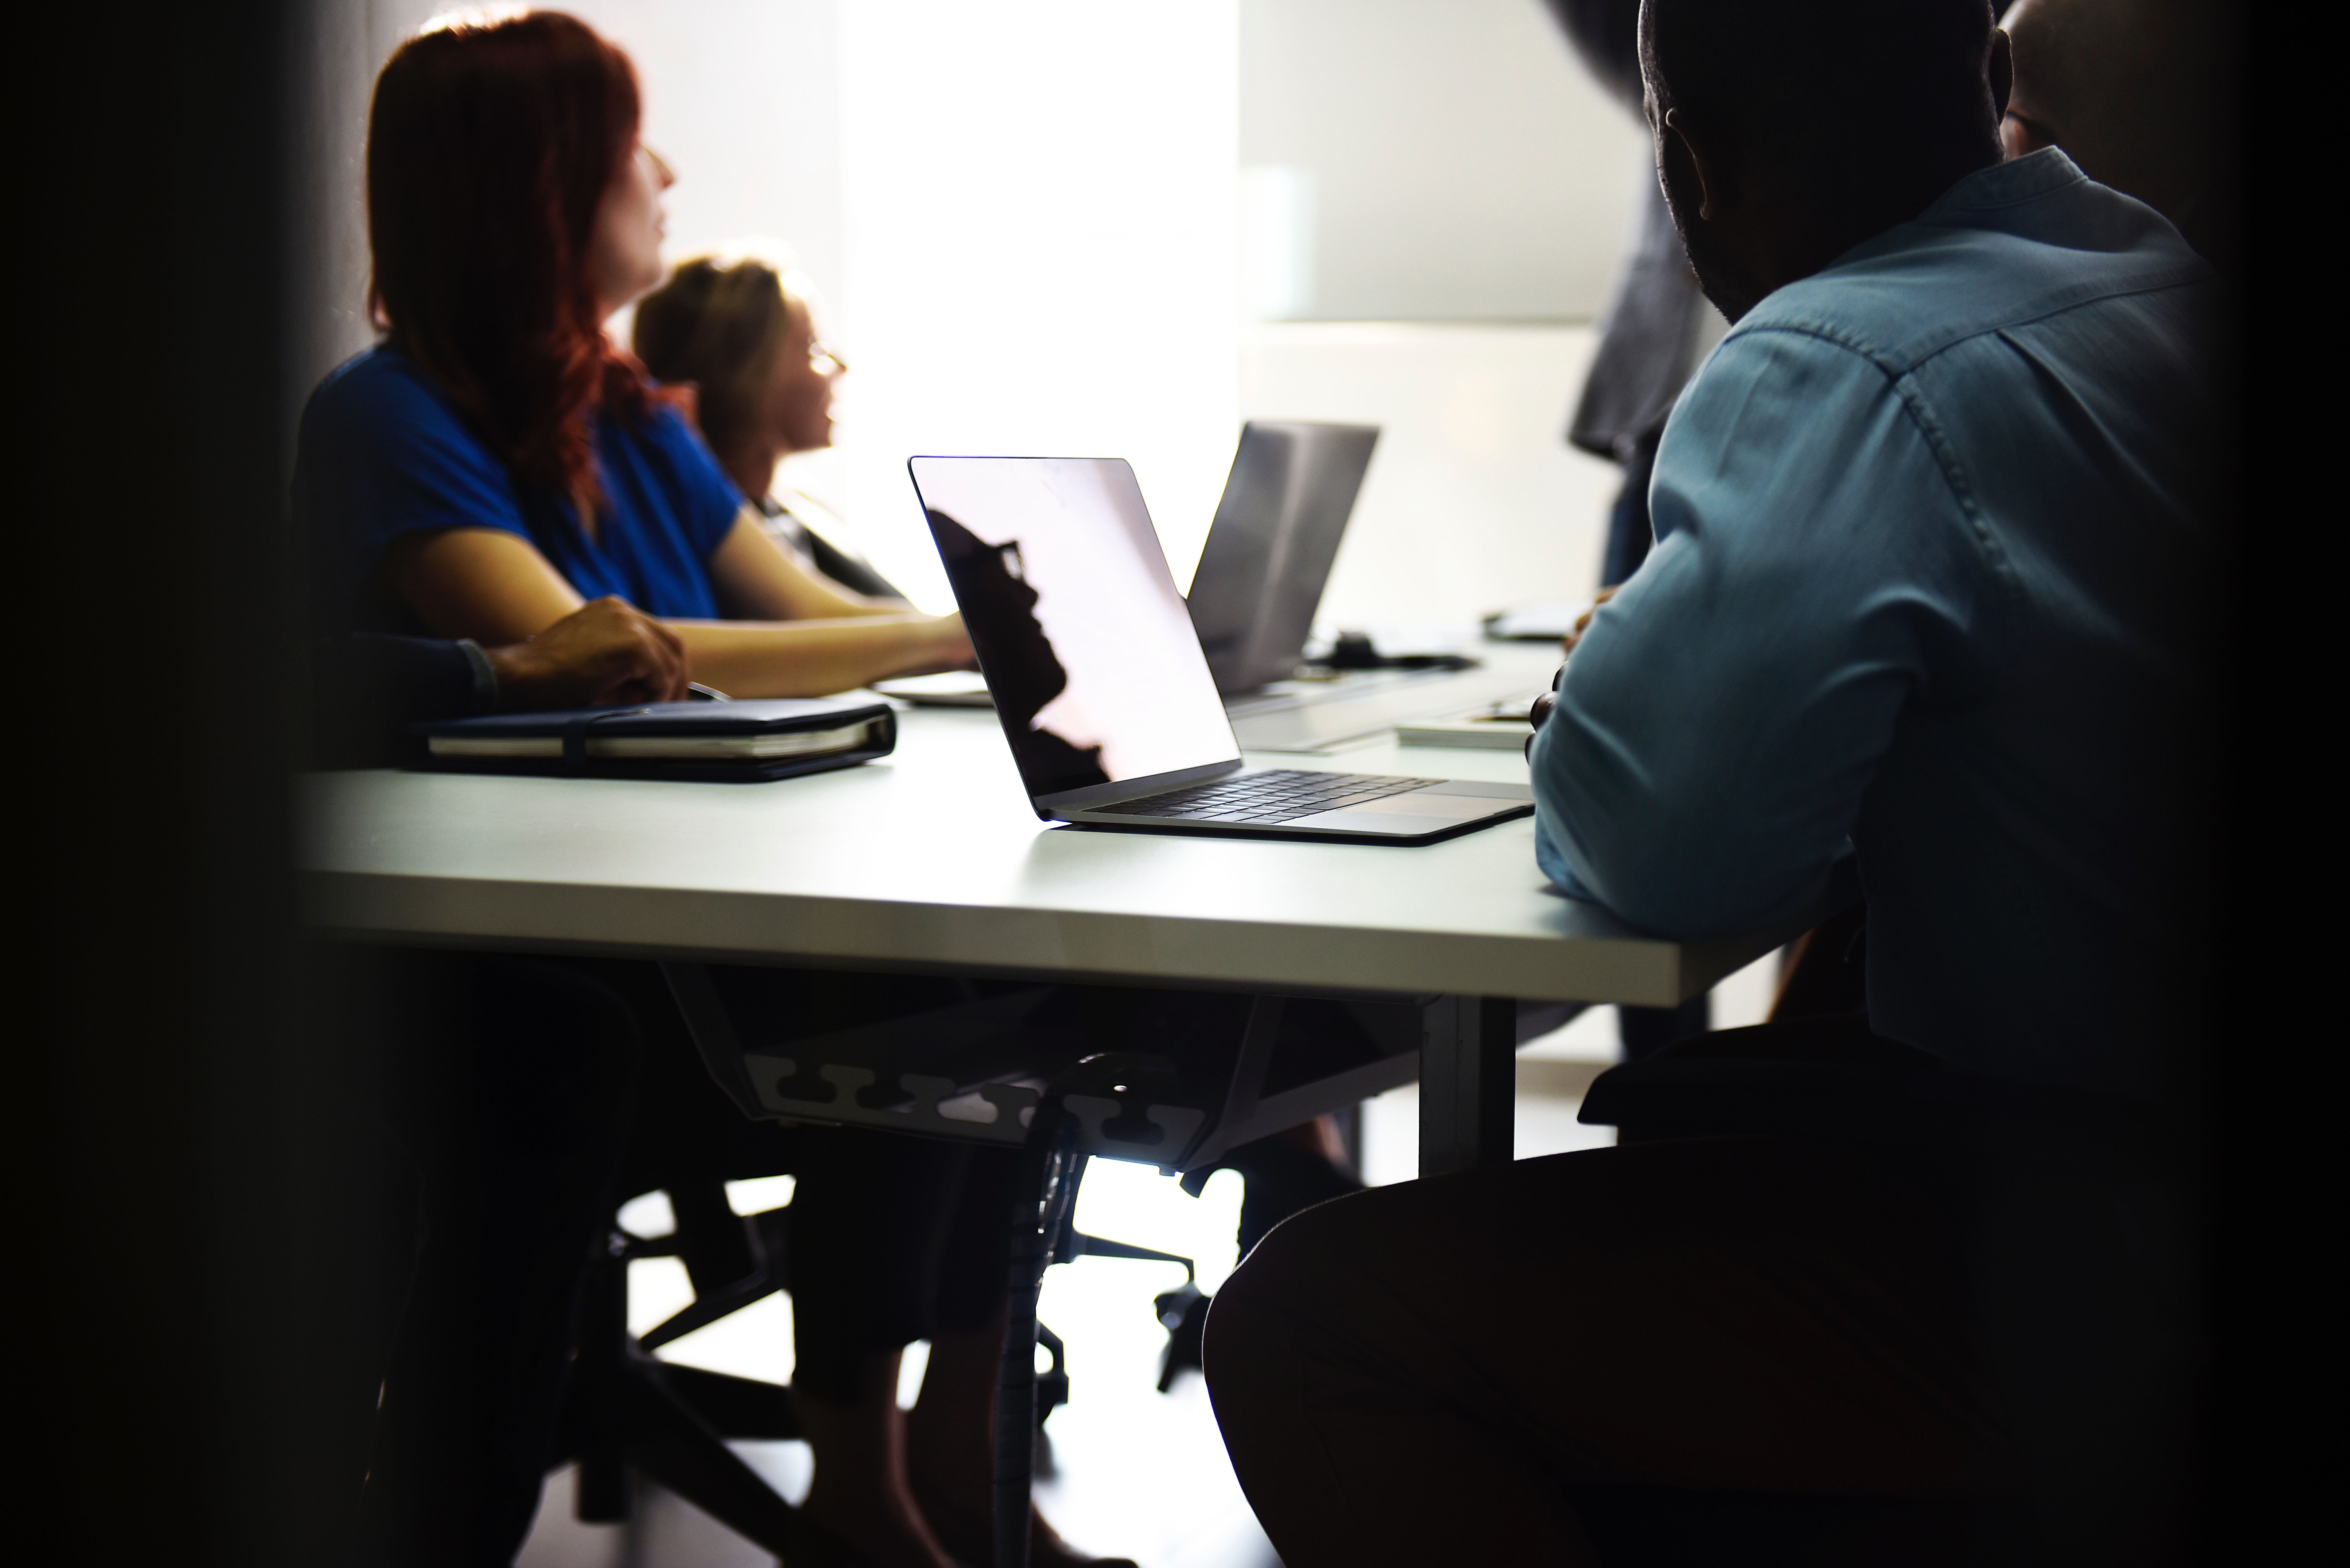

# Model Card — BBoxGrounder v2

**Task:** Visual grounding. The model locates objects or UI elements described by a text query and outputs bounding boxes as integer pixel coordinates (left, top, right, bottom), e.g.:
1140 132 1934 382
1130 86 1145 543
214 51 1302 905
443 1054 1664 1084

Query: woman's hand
385 519 976 699
709 508 909 621
898 611 976 677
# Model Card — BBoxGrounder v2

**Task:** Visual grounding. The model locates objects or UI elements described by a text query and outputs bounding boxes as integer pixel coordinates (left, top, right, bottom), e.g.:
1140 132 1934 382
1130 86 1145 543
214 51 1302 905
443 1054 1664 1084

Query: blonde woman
634 254 902 601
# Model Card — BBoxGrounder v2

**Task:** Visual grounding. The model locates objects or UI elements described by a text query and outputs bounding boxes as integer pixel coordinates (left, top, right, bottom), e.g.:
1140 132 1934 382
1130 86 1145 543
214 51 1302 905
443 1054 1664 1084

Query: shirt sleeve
1528 327 2005 937
309 634 479 768
293 354 535 624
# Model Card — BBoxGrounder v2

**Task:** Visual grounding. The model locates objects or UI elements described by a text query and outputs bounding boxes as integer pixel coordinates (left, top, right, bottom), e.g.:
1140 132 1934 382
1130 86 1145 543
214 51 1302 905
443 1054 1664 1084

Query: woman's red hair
367 11 678 519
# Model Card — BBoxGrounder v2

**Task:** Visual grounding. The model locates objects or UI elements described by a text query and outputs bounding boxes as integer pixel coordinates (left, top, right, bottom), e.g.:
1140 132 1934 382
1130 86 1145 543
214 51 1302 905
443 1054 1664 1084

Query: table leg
996 1112 1084 1568
1418 994 1516 1176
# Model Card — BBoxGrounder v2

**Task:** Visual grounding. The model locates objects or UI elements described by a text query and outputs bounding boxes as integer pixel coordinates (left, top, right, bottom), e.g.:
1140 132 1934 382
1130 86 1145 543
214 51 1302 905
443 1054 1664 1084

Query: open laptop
1186 420 1378 695
907 455 1533 844
880 420 1376 709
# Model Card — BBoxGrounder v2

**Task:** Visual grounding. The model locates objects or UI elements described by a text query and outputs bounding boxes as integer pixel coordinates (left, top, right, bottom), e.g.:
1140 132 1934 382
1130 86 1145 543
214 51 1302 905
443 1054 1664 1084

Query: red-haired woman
295 11 967 692
294 16 1139 1568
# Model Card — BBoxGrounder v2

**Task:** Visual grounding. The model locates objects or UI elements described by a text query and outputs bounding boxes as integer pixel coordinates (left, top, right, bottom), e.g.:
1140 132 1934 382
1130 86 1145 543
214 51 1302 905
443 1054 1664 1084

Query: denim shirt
1529 150 2218 1092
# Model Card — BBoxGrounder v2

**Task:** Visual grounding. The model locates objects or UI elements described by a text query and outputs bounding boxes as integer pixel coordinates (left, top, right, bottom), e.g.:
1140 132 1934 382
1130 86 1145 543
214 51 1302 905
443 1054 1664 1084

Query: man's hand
1527 588 1620 754
1560 587 1618 659
482 597 690 711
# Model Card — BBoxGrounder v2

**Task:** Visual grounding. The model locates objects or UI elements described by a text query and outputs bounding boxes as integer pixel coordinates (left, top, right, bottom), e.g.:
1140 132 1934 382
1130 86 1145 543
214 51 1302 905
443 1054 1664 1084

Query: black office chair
557 1165 1188 1560
1154 998 1587 1390
558 1172 827 1560
1563 956 2040 1568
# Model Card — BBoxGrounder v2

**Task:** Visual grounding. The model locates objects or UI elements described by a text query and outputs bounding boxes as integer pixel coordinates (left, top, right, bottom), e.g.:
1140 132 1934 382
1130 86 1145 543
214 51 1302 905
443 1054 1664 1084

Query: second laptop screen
912 457 1239 798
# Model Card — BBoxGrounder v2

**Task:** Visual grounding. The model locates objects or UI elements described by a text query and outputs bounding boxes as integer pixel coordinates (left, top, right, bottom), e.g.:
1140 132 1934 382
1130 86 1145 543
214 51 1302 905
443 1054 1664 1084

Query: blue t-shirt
294 346 743 634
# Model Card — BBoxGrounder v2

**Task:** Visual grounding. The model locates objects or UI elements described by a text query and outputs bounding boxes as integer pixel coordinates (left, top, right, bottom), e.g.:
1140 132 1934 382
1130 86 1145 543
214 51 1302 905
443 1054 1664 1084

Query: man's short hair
1642 0 2001 175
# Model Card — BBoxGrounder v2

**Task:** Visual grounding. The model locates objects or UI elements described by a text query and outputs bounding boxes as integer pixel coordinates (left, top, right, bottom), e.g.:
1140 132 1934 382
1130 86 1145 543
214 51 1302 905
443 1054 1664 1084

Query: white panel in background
1240 322 1622 630
1241 0 1656 322
1238 164 1316 320
837 0 1240 612
560 0 846 354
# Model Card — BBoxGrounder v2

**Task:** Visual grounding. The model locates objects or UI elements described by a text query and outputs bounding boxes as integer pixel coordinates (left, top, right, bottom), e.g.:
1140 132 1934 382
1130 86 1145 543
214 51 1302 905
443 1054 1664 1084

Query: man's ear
1990 27 2014 120
1661 108 1724 221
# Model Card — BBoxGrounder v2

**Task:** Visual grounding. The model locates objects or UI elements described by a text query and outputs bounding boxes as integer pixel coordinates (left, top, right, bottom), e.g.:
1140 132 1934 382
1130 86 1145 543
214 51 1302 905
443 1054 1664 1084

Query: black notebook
415 695 896 783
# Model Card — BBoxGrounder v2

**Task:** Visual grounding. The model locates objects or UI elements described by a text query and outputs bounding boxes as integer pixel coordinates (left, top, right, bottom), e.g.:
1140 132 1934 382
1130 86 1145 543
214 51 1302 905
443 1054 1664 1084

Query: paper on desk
1482 600 1593 641
872 672 995 707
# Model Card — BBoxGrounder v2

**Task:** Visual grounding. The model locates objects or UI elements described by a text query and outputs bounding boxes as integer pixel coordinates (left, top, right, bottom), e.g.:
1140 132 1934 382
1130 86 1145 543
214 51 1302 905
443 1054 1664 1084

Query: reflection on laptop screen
909 457 1240 799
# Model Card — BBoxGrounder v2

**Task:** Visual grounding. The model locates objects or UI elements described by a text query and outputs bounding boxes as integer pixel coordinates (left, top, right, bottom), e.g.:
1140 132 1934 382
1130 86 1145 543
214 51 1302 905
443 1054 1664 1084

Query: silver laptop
1186 420 1378 695
908 455 1533 845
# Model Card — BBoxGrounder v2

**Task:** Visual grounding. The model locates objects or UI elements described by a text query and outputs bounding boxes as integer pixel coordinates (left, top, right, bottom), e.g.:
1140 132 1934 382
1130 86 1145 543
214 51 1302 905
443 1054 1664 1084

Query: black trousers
1206 1133 2012 1568
611 963 1035 1404
1203 1018 2196 1568
329 952 644 1568
787 1125 1024 1397
327 961 1405 1562
327 956 1028 1562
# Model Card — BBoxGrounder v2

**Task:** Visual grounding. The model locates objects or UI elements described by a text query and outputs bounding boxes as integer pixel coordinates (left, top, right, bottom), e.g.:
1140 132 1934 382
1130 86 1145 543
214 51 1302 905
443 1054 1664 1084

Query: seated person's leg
905 1144 1126 1566
789 1124 982 1568
355 952 642 1568
1204 1135 2008 1568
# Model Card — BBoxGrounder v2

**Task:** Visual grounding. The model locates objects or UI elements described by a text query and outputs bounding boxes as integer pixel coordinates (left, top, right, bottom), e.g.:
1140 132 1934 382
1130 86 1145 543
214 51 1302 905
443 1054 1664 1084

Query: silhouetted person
928 508 1108 793
1543 0 1717 1056
1208 2 2219 1563
1999 0 2239 277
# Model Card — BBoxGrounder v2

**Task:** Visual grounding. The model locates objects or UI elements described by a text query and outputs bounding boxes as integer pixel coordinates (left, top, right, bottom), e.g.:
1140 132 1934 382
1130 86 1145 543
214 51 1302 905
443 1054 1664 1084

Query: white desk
302 647 1806 1172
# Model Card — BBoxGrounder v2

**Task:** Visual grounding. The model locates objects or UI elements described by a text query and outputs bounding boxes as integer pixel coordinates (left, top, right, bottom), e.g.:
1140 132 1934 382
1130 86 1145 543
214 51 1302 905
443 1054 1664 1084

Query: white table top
302 647 1799 1007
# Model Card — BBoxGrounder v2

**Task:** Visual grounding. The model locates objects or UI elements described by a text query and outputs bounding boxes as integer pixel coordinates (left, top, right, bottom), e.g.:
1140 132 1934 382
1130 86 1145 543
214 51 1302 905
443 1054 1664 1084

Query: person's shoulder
296 344 517 509
1675 316 1892 424
302 345 472 441
1739 151 2212 374
635 393 708 453
622 393 744 515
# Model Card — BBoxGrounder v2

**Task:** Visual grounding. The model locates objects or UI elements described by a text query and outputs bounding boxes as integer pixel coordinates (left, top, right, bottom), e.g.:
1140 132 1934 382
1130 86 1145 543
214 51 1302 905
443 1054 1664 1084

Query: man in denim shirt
1207 4 2219 1563
1530 69 2215 1100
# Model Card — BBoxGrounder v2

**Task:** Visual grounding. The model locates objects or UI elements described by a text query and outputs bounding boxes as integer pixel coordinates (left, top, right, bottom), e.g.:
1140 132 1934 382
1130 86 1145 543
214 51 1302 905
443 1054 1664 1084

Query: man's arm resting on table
1524 334 1992 937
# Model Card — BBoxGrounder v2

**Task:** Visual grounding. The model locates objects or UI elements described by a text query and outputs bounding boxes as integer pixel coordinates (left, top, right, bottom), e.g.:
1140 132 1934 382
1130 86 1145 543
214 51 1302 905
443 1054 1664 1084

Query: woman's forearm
663 614 969 697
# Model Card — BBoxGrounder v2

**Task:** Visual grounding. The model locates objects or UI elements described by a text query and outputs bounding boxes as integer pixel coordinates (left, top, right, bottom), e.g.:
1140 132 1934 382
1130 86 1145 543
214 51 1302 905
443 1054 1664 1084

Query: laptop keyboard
1103 769 1442 825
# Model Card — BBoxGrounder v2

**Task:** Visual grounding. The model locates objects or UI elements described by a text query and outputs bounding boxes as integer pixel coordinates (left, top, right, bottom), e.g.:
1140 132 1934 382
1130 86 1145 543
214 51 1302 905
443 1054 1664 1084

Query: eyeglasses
808 339 846 374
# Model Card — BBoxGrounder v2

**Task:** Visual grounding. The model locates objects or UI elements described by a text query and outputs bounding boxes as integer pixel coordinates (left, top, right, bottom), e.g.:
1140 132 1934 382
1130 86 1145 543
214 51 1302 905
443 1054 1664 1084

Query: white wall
284 0 445 403
832 1 1238 609
286 1 1632 620
284 0 845 404
1240 0 1653 322
1241 322 1618 630
566 0 846 305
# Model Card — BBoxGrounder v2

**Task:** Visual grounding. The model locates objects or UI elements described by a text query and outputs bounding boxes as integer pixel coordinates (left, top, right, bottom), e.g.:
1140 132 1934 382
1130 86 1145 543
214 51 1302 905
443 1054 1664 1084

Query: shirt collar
1916 146 2087 221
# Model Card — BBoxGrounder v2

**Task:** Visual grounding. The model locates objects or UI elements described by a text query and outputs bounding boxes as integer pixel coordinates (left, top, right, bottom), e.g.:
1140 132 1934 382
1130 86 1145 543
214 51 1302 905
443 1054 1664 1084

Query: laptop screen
1188 420 1378 694
909 457 1240 800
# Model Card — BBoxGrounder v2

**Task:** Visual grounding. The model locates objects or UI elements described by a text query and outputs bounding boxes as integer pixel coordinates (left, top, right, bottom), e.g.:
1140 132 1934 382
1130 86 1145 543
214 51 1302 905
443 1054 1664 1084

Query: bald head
1638 0 2010 320
2000 0 2230 262
1641 0 2003 179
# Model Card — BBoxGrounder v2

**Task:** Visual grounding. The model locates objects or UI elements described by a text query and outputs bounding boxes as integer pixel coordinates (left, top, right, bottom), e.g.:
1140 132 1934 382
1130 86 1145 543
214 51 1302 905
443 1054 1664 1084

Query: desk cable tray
660 964 1427 1173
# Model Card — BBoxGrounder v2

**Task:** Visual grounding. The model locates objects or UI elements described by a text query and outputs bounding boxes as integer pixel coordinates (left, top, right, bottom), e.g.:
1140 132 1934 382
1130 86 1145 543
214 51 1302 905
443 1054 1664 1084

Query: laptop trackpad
1284 791 1506 833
